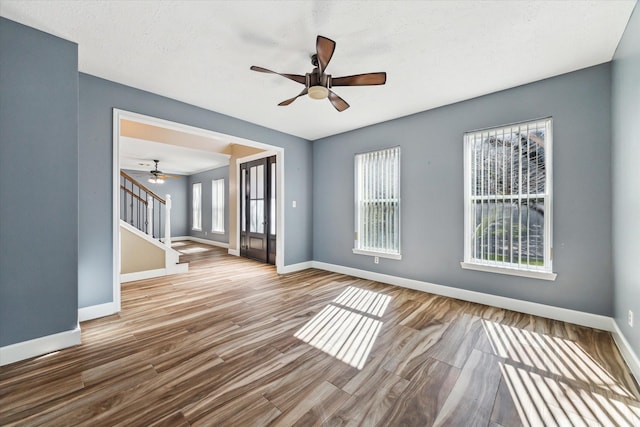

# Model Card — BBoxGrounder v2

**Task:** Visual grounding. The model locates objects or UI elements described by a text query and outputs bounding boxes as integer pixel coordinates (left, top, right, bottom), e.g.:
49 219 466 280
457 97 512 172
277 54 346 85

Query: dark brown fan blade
250 66 306 84
278 88 309 106
316 36 336 73
328 90 350 112
331 72 387 86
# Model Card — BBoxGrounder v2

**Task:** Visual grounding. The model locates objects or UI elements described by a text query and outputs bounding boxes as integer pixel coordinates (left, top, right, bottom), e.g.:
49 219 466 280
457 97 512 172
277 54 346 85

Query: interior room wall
313 63 613 316
0 18 79 347
612 4 640 357
188 166 230 244
119 226 165 274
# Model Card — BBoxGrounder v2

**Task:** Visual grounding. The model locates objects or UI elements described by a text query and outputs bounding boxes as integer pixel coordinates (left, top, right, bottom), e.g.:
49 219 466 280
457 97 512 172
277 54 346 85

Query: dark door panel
240 156 276 264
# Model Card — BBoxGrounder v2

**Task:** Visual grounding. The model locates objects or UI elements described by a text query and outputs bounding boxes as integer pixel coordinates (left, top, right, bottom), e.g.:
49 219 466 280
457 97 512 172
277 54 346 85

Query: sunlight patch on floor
483 320 640 426
294 286 391 369
178 246 210 254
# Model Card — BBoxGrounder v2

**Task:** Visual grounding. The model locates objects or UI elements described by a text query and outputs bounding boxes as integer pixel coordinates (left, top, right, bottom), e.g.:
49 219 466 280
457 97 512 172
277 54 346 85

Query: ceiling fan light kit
148 177 165 184
308 85 329 100
251 35 386 111
144 159 177 184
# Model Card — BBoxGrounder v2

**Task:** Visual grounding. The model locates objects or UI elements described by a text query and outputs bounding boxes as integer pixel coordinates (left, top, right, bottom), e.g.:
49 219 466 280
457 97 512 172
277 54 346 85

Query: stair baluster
119 171 169 243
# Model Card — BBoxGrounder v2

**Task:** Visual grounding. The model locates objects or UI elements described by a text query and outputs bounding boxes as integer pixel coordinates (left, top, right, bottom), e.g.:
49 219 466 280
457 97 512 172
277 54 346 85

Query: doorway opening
240 156 277 264
112 109 285 314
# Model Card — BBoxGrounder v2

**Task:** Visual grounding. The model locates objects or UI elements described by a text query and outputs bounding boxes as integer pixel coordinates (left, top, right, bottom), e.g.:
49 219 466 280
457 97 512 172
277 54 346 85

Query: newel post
164 194 172 247
147 195 153 235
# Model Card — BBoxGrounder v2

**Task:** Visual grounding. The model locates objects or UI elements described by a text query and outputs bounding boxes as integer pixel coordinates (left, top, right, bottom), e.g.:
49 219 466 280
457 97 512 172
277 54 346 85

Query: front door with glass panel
240 156 276 264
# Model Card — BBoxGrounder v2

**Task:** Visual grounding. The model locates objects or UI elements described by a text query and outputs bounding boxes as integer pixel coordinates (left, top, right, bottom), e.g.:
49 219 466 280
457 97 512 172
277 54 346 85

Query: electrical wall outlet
374 256 379 264
628 310 634 328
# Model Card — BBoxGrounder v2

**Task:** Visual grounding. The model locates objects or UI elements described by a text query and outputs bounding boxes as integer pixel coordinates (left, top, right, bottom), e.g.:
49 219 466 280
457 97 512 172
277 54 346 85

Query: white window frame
192 182 202 231
211 178 225 233
353 146 401 260
461 118 556 280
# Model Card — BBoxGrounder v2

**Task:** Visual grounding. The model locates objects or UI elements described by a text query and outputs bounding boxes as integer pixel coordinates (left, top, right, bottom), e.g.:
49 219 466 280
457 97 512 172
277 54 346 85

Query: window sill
353 249 402 260
210 230 225 235
460 262 557 281
192 228 202 232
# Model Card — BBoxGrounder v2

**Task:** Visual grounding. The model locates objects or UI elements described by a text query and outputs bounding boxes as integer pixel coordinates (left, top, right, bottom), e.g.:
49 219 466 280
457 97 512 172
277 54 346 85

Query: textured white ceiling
119 137 230 176
0 0 636 140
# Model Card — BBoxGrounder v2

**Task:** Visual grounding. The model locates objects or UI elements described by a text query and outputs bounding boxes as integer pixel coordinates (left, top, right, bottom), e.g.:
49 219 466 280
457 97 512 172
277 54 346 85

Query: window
192 182 202 231
462 118 556 280
211 178 225 233
353 146 401 259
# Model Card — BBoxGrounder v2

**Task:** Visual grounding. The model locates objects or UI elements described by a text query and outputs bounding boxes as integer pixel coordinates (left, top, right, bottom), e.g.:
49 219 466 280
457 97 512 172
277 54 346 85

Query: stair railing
120 170 171 246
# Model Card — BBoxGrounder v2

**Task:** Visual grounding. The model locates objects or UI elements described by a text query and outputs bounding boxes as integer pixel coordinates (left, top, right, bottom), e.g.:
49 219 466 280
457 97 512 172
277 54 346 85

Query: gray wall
313 64 613 316
4 13 632 354
79 73 313 308
612 5 640 356
0 18 79 346
122 169 189 238
188 166 230 244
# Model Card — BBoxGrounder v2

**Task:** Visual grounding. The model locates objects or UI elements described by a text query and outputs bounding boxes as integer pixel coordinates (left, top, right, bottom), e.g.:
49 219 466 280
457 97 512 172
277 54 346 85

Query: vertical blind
192 182 202 231
354 146 401 257
465 118 551 271
211 179 225 232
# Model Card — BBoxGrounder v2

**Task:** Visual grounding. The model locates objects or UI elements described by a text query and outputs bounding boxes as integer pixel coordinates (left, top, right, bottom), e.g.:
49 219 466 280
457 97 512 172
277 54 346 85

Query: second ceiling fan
146 159 179 184
250 35 386 112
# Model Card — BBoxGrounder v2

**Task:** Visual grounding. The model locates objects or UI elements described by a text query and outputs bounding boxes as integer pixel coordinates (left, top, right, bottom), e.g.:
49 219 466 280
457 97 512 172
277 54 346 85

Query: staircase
119 171 188 282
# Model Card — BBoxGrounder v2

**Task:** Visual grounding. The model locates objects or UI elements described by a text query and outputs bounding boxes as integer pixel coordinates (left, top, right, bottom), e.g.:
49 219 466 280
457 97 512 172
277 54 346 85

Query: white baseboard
228 248 239 256
78 302 119 322
120 262 189 284
611 320 640 384
169 263 189 274
310 261 613 331
173 235 229 248
280 261 313 274
0 325 81 367
121 268 167 283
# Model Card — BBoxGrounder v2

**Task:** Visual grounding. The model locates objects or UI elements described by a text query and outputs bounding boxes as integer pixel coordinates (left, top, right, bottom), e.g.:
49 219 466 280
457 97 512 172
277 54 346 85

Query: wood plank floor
1 241 639 426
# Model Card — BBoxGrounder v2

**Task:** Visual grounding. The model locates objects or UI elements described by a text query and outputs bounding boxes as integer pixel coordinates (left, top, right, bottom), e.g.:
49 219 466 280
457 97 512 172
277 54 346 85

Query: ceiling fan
146 160 178 184
250 35 386 112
